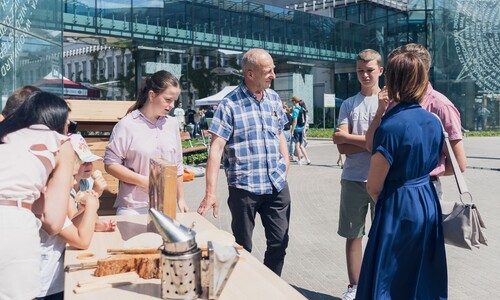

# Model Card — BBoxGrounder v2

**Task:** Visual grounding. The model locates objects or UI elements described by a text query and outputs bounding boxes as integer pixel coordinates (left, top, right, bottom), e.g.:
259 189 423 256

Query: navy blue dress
356 103 448 300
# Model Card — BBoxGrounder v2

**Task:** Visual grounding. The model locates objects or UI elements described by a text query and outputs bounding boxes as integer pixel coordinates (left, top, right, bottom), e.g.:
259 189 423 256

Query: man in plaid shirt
197 48 291 275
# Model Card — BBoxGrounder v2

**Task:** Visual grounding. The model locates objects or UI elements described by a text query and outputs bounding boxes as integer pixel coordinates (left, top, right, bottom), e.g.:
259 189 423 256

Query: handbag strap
442 130 471 202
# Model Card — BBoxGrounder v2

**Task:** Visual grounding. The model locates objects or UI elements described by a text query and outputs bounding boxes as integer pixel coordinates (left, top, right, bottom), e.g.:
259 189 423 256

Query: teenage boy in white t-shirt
332 49 384 300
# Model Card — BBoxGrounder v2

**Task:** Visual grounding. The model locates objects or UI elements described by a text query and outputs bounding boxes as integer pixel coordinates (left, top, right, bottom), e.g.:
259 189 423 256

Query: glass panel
334 7 346 20
346 6 359 23
408 0 428 10
64 0 97 32
191 1 218 45
408 10 426 45
268 7 285 51
386 12 408 54
1 0 63 106
285 10 304 54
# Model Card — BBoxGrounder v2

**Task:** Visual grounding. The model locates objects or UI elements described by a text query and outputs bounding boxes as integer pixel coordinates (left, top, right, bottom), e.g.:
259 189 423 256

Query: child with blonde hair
37 135 101 299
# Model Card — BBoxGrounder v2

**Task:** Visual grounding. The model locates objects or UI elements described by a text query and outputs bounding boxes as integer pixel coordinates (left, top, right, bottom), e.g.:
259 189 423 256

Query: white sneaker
342 285 357 300
306 159 311 165
297 159 302 166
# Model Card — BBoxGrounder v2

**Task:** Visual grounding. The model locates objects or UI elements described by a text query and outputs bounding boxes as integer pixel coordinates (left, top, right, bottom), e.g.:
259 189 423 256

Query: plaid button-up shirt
209 82 288 195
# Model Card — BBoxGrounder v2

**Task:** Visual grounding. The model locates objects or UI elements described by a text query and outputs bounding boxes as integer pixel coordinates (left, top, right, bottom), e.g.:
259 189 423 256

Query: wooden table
64 213 306 299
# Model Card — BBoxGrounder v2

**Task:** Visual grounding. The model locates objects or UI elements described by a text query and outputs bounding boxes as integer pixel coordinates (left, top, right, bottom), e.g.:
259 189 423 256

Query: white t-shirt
38 217 73 297
174 107 185 125
338 92 378 182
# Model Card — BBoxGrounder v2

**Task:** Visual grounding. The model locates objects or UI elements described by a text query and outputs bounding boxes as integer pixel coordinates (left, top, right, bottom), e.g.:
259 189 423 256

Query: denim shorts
293 129 304 144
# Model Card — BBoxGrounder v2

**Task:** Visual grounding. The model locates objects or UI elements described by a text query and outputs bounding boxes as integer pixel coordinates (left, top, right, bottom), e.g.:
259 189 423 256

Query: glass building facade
2 0 499 130
332 0 500 130
1 0 64 103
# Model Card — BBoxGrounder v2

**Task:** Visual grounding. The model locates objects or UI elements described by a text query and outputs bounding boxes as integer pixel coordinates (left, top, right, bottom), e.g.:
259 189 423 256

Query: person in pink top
0 91 76 299
367 43 467 199
104 70 189 215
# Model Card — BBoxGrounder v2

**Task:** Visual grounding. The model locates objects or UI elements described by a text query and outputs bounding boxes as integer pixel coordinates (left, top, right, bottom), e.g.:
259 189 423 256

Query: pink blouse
104 110 183 209
0 125 68 204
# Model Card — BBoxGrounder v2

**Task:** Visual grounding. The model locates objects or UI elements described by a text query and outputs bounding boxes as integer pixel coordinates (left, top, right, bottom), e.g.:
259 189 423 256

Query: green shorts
337 179 375 238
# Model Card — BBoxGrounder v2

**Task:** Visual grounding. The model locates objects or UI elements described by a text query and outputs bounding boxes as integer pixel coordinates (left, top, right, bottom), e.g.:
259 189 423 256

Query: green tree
188 56 215 99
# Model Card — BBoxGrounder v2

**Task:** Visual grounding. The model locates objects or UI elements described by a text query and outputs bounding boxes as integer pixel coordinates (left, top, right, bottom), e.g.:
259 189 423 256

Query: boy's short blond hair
291 95 300 103
357 49 382 67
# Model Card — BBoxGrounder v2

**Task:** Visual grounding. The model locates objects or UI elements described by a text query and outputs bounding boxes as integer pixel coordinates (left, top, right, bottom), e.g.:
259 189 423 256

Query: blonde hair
357 49 382 67
291 95 300 103
385 52 428 104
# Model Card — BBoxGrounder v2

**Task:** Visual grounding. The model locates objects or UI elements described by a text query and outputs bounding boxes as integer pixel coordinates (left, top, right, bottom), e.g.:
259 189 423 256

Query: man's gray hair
242 49 264 73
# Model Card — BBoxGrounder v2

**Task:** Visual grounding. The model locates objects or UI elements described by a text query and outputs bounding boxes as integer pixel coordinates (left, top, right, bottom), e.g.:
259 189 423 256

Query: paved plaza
183 136 500 300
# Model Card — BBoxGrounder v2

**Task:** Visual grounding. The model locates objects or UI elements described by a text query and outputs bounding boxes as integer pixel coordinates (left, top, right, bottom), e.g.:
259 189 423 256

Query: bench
181 131 208 154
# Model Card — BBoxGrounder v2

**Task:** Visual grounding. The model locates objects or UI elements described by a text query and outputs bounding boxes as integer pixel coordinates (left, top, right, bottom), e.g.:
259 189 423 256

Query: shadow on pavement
292 285 340 300
467 155 500 160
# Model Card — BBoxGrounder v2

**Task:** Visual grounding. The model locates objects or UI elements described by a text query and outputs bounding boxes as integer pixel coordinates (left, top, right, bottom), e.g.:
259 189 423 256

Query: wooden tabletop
64 213 305 299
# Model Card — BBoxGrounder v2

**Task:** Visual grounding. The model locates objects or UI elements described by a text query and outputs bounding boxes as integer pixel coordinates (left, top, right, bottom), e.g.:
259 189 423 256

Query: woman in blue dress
357 52 448 299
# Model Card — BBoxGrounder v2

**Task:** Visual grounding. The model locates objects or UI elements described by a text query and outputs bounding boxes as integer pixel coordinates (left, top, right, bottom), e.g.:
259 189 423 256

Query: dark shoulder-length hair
385 52 428 104
298 100 308 112
0 91 70 143
126 70 180 114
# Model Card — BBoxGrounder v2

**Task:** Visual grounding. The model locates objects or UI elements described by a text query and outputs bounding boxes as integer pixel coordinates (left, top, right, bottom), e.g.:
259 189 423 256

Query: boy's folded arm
337 143 369 155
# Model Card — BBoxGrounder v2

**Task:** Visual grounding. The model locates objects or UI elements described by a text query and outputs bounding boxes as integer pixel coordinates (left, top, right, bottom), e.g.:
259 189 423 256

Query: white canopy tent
195 86 237 106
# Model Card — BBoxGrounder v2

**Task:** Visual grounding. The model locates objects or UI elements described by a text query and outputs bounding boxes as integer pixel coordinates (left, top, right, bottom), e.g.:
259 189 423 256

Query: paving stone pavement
183 136 500 300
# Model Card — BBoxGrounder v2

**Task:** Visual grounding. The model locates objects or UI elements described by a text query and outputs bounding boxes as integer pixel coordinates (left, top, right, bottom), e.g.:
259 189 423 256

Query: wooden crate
67 100 132 133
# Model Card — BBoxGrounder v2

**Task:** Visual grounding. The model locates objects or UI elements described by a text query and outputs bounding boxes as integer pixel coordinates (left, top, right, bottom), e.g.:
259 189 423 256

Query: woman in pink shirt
104 70 189 215
0 92 76 299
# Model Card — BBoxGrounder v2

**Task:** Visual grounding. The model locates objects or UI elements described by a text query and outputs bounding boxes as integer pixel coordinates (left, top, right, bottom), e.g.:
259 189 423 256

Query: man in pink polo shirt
367 43 466 198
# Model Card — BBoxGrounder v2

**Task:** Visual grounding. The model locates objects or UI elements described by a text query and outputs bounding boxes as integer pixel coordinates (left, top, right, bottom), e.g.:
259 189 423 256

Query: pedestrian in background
282 102 293 160
299 99 310 147
291 96 311 165
197 48 291 276
185 104 197 137
173 102 185 131
333 49 383 300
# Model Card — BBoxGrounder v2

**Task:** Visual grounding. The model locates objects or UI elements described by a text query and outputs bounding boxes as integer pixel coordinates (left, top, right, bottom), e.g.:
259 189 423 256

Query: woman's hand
377 87 391 116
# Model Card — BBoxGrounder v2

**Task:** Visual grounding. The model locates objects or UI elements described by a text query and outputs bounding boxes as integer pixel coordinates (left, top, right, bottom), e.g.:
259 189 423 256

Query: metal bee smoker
149 208 240 299
149 208 202 299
